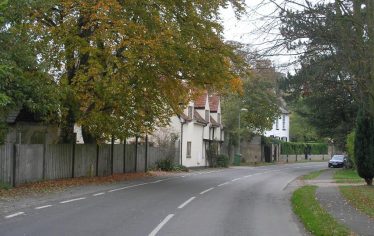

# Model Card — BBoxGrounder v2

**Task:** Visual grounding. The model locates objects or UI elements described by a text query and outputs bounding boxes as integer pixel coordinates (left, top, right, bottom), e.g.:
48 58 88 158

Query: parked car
328 155 346 168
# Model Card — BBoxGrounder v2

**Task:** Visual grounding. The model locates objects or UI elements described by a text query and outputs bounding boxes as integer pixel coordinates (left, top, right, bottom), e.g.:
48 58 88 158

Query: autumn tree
5 0 248 143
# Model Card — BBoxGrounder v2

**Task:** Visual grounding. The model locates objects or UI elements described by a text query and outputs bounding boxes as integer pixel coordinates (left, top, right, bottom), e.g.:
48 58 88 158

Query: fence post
12 144 17 187
42 129 47 180
123 139 126 173
135 136 138 172
145 135 148 172
12 131 22 187
96 144 99 176
71 133 76 178
111 136 114 175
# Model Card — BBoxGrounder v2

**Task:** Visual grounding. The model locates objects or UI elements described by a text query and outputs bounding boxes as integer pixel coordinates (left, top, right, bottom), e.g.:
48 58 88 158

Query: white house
160 92 224 167
264 107 290 141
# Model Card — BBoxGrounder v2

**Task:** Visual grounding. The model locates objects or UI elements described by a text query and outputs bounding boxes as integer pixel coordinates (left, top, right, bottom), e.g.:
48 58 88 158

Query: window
188 106 193 118
205 110 209 122
282 114 286 130
187 142 192 158
217 113 221 123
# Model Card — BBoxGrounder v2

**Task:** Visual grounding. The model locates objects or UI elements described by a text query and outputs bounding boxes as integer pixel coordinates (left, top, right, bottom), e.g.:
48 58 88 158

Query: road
0 162 326 236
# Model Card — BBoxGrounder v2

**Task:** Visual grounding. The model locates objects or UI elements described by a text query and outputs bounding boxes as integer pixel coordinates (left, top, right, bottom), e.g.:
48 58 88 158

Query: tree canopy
1 0 248 143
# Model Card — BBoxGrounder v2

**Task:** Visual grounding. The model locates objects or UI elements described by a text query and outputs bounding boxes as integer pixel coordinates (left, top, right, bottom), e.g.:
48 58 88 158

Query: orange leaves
229 77 244 95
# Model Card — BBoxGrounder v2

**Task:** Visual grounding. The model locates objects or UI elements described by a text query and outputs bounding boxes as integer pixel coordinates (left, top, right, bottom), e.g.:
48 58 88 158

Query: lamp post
238 108 248 155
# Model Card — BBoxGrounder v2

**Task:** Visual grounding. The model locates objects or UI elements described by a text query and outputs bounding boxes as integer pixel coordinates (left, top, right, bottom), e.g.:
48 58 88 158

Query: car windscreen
332 156 344 161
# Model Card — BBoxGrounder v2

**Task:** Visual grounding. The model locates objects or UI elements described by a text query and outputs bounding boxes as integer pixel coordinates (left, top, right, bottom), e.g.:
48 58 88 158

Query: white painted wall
264 113 290 141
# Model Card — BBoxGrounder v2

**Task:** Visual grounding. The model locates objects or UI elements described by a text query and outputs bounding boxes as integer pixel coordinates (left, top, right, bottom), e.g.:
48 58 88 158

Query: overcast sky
220 0 320 73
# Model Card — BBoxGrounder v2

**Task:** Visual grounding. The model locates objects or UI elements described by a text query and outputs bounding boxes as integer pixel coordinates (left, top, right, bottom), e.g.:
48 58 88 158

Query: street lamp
238 108 248 155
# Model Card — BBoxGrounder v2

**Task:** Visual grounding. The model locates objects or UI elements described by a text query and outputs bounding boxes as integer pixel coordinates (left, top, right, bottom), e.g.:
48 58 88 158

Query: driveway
0 163 325 236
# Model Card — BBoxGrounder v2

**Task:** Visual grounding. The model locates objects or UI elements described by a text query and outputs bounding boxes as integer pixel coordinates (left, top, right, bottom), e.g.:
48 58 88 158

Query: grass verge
302 170 325 180
292 186 350 236
340 186 374 219
333 169 364 183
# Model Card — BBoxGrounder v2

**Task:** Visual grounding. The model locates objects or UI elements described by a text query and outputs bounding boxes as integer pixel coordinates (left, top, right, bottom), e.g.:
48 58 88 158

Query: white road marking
35 205 52 210
181 175 186 178
5 212 24 219
93 192 105 196
148 214 174 236
60 197 86 204
200 187 214 195
178 197 196 209
218 182 229 187
108 183 147 192
151 180 163 184
243 175 253 178
231 177 242 182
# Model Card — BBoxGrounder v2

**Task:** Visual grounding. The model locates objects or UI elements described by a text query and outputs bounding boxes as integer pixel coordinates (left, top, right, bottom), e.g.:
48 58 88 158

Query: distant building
264 107 290 142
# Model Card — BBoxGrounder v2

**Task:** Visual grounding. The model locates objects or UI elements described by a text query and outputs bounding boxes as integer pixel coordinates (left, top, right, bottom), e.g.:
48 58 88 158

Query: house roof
210 116 220 127
280 107 290 114
194 93 207 109
193 110 208 125
209 95 220 112
179 113 192 122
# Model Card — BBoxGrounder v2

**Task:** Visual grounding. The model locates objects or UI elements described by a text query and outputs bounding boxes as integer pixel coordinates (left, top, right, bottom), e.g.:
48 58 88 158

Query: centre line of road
35 205 52 210
60 197 86 204
93 192 105 196
217 182 229 187
178 197 196 209
231 177 242 182
108 183 147 192
151 180 163 183
200 187 214 195
5 212 24 219
148 214 175 236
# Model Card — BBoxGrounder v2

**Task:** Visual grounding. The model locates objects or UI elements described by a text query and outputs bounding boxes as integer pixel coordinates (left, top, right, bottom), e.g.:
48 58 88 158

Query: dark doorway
264 145 271 163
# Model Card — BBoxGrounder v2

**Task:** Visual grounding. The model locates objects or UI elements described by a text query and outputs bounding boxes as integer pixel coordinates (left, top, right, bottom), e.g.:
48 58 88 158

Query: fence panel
0 144 13 185
98 144 111 176
16 144 44 185
45 144 73 180
137 145 145 172
74 144 97 177
113 144 124 174
125 144 135 173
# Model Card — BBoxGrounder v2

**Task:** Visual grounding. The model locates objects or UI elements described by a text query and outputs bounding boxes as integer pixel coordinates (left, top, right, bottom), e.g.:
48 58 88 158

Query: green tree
222 57 279 147
0 0 59 143
354 108 374 185
7 0 247 143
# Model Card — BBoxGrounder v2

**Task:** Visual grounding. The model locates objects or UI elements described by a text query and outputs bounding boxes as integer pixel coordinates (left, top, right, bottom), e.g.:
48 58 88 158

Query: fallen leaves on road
0 171 175 200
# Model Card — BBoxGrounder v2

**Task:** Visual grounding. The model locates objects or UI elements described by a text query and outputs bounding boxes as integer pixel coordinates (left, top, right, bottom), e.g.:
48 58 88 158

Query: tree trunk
82 125 96 144
59 107 76 144
365 178 373 186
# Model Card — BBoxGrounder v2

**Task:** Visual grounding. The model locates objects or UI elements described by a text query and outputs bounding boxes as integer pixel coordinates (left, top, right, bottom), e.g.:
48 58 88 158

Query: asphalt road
0 162 326 236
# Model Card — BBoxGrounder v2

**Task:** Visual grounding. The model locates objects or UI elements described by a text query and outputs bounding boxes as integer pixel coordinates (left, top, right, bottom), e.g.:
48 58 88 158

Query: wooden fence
0 143 178 187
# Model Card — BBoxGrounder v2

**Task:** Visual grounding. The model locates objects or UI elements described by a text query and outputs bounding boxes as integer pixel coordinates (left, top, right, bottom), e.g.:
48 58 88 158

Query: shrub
281 142 328 155
345 130 355 169
156 159 174 171
354 108 374 185
0 181 11 190
173 164 188 172
216 154 229 168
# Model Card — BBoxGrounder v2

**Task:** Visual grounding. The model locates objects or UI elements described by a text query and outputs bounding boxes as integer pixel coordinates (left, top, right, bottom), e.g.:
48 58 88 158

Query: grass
0 182 12 190
292 186 351 236
302 170 325 180
333 169 364 183
340 186 374 219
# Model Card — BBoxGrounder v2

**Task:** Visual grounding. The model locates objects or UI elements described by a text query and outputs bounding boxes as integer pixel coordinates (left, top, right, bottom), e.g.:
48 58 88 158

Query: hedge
281 142 328 155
